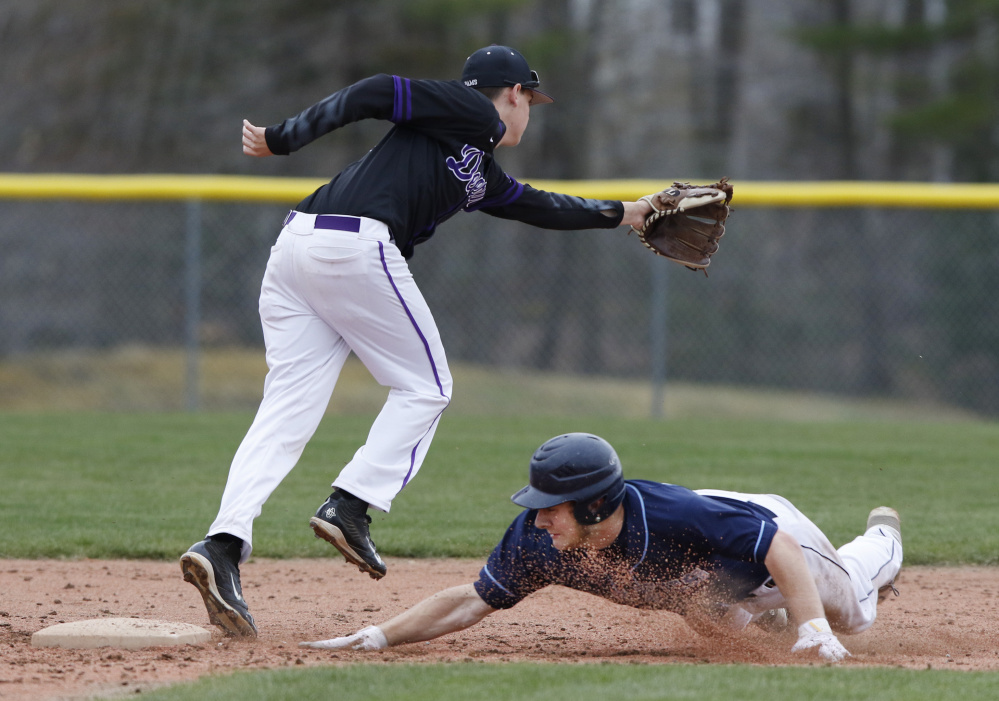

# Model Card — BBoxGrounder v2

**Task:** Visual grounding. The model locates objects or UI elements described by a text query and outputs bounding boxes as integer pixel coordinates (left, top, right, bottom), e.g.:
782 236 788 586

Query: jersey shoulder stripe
391 76 413 123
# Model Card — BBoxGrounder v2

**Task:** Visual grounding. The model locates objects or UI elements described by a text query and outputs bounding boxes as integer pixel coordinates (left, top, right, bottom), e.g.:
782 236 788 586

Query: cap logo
464 79 477 86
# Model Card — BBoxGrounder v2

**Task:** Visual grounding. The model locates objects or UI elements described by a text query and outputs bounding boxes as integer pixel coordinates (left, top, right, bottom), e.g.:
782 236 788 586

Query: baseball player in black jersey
181 47 657 637
300 433 903 662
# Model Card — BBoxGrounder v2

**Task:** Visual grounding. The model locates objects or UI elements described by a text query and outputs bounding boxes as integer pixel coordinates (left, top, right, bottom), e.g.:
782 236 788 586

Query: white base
31 618 211 650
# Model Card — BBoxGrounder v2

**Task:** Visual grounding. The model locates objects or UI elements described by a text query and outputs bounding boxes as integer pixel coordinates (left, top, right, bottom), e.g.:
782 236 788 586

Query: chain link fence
1 191 997 416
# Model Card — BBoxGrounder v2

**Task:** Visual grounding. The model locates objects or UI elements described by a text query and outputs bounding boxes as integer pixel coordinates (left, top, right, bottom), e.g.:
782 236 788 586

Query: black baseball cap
461 45 554 105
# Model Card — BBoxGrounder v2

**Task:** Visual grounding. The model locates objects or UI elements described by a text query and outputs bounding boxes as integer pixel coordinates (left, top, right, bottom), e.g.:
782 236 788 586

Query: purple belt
284 211 361 233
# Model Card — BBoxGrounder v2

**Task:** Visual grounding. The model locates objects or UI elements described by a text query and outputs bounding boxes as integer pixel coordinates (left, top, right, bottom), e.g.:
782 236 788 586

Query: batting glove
299 625 388 651
790 618 850 662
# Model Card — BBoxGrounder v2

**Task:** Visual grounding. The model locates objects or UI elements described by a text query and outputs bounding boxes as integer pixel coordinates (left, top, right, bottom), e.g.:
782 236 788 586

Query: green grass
0 412 996 564
132 663 999 701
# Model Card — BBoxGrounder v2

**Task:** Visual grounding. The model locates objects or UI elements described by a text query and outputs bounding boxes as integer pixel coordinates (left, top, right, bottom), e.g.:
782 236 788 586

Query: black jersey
265 74 624 258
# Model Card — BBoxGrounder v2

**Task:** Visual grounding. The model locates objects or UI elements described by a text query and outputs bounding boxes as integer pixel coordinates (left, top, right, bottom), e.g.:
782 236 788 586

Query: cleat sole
310 517 385 580
180 552 257 637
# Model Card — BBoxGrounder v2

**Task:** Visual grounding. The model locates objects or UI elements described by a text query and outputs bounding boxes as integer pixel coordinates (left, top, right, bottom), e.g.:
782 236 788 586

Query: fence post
184 199 202 412
649 259 668 418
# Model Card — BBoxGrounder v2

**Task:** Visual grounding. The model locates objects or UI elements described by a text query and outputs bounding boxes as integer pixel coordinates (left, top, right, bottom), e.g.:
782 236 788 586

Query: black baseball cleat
310 489 387 580
180 536 258 637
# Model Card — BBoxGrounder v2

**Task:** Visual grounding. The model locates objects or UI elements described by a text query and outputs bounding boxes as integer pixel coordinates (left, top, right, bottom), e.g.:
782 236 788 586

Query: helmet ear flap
573 498 603 525
572 479 627 525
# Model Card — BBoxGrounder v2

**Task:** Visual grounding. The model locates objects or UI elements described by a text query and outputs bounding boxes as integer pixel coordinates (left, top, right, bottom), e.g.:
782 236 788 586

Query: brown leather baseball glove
631 178 733 274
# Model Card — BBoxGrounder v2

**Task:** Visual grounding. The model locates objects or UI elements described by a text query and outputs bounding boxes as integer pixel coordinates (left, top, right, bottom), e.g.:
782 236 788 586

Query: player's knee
827 603 876 635
432 391 451 413
404 387 450 415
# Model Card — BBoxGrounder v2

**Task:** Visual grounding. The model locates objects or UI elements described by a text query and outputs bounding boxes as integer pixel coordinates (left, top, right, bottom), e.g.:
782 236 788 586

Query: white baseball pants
209 212 452 562
695 490 903 634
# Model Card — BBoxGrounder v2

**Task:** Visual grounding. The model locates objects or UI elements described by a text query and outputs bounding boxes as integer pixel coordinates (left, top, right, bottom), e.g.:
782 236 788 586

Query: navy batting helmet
511 433 626 525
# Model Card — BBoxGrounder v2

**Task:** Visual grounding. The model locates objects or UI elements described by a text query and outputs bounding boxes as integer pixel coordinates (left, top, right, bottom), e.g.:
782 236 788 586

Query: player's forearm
379 583 496 646
763 530 825 624
264 74 396 155
764 530 851 661
481 186 624 229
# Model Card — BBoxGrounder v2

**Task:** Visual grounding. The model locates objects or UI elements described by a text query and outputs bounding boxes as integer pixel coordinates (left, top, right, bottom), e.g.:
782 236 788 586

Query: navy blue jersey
265 74 624 258
474 480 779 610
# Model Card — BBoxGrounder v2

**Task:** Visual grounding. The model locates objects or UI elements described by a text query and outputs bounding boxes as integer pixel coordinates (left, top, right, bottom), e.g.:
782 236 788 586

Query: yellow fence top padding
1 174 998 209
0 174 326 203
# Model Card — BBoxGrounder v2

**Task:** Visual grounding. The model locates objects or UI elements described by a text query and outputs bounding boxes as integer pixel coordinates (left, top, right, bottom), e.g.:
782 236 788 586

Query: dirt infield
1 559 997 700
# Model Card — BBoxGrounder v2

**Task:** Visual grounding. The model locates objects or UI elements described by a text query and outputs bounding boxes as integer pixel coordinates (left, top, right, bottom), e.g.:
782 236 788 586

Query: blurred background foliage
4 0 998 182
1 0 998 416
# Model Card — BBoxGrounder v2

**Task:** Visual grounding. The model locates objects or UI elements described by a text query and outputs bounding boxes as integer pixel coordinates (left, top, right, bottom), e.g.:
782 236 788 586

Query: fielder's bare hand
242 119 272 157
619 199 655 230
